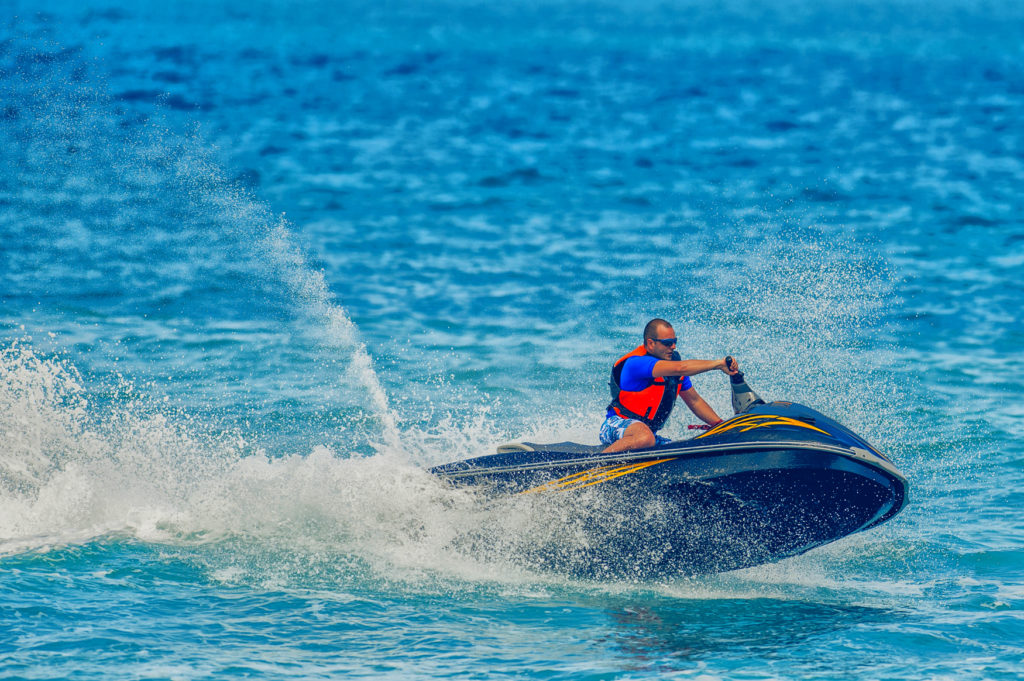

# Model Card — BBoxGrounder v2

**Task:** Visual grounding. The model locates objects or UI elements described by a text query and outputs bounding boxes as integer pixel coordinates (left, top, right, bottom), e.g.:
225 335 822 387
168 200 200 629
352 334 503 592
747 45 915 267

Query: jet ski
430 363 908 577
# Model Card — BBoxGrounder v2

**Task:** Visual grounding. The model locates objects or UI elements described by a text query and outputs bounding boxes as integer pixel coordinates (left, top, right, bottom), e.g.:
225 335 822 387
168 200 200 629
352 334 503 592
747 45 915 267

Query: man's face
645 325 677 360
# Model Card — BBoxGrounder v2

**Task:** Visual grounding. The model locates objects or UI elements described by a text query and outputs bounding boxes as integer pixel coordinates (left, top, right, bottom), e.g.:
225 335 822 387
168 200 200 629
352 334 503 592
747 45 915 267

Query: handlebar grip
725 356 734 370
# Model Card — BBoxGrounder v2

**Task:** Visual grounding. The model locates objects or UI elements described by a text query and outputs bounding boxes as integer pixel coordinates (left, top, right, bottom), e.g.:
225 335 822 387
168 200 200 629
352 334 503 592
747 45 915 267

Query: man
601 318 739 453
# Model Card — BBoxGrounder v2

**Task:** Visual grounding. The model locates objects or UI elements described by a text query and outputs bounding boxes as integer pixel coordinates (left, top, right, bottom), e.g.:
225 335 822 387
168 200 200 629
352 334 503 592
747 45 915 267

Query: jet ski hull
430 402 908 577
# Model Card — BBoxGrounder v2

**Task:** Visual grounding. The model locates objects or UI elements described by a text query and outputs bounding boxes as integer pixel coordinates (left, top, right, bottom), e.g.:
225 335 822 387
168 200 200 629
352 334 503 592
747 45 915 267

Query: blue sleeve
621 356 693 392
619 356 659 391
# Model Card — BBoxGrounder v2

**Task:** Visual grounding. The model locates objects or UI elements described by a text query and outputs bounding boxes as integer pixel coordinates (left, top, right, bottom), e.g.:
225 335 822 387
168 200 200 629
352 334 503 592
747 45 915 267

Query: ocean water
2 0 1023 678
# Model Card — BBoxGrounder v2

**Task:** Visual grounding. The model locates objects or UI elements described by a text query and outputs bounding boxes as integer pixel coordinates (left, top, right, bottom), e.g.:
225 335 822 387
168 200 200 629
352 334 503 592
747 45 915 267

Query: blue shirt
607 355 692 417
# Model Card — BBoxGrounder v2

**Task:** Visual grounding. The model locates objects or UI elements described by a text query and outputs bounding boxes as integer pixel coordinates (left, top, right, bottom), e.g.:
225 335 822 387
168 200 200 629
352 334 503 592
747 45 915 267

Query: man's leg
601 420 656 453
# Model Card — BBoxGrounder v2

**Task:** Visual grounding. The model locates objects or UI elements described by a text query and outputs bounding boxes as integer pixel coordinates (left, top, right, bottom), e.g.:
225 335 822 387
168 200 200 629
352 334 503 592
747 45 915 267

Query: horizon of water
2 1 1023 679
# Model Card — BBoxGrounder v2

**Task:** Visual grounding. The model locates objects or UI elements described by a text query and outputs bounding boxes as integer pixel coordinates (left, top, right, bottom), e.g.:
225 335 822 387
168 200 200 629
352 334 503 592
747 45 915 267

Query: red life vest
607 345 683 432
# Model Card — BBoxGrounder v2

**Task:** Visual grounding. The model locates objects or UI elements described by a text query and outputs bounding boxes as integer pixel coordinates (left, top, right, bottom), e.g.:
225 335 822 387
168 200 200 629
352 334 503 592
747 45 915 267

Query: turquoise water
2 1 1023 678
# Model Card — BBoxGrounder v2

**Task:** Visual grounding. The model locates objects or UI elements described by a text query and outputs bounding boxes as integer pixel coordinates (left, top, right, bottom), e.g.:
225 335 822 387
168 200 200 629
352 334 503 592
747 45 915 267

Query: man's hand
722 356 740 375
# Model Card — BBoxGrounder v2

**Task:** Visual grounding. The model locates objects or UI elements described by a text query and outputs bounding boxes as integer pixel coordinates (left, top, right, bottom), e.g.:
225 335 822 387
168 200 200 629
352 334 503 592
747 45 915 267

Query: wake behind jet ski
430 363 908 578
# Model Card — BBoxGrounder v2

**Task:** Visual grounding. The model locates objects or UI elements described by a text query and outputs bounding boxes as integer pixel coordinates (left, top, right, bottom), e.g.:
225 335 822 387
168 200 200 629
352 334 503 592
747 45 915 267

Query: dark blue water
2 1 1023 678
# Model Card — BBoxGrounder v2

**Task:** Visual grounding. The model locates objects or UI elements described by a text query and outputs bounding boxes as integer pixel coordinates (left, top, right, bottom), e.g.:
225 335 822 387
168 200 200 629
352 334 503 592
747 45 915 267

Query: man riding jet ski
429 320 908 577
602 318 738 452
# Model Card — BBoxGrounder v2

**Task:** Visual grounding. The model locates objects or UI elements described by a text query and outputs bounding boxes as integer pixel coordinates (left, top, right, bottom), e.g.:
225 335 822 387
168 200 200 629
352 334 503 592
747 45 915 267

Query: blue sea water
2 0 1023 678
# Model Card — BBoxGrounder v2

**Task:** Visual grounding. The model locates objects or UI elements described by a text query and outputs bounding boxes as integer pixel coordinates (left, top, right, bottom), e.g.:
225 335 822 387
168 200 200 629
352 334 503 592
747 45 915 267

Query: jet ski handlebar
725 355 744 384
724 355 766 413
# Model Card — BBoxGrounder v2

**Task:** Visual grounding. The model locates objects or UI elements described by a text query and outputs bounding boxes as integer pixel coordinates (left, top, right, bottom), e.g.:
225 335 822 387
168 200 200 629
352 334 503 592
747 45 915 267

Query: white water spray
258 219 403 451
144 124 404 452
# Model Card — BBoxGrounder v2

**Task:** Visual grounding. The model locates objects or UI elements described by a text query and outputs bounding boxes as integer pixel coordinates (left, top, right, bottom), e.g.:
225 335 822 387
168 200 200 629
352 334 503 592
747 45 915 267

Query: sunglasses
653 337 677 346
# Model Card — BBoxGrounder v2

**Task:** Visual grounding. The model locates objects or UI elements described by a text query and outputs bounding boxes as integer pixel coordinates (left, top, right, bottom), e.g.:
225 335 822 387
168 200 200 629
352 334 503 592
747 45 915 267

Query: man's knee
623 422 656 448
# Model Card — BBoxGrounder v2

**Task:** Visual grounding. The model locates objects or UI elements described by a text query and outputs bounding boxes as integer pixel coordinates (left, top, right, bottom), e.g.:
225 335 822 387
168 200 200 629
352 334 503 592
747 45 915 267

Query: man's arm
652 357 737 378
679 386 725 426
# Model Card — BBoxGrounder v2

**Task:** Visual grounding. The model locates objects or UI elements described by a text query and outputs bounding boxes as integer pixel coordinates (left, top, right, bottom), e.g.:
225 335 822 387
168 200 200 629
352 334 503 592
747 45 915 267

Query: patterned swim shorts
599 414 671 446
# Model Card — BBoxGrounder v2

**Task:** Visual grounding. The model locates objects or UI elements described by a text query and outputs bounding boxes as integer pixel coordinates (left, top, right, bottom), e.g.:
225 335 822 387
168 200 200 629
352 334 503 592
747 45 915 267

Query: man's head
643 318 677 360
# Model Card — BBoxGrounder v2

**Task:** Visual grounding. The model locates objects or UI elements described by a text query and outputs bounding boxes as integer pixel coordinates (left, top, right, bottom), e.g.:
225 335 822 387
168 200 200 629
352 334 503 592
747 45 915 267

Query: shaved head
643 318 672 342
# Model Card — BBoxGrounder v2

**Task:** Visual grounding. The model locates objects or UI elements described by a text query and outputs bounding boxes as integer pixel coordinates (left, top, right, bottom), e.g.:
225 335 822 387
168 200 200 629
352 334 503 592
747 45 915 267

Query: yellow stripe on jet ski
520 457 676 494
696 414 830 438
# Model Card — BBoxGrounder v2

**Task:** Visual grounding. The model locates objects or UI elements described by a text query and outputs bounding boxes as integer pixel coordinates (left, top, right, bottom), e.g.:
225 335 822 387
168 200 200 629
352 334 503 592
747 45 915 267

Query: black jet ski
430 364 908 577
